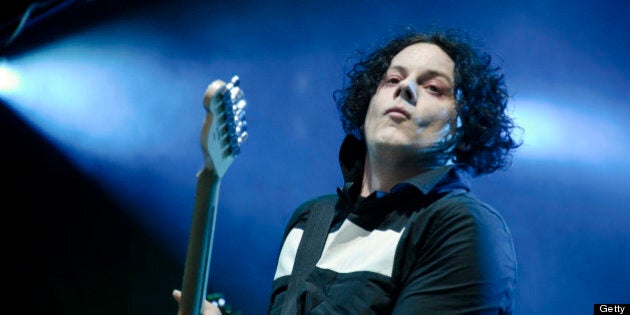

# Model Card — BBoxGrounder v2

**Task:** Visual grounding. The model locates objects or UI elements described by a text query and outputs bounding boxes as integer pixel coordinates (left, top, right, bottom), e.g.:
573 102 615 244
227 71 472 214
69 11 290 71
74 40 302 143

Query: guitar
207 292 242 315
178 76 248 315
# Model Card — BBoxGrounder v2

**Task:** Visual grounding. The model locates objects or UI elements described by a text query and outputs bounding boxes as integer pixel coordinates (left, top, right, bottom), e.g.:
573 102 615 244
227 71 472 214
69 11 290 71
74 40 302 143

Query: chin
371 129 416 147
369 137 417 155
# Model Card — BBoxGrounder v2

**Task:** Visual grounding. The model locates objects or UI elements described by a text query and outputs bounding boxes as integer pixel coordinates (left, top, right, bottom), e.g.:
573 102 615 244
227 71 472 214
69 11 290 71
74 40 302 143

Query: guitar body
179 76 247 315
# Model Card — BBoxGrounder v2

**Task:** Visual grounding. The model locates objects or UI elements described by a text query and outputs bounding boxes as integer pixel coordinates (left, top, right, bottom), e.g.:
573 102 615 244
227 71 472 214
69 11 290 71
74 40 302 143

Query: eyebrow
389 65 454 85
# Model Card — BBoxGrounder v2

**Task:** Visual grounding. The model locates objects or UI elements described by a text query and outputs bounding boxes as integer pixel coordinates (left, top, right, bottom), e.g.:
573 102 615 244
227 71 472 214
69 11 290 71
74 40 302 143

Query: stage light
0 59 21 93
0 30 203 254
512 98 626 165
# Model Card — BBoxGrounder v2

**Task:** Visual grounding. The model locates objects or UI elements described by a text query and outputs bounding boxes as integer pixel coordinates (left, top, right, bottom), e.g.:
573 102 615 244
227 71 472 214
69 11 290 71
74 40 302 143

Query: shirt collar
338 134 366 184
394 164 471 195
337 134 471 199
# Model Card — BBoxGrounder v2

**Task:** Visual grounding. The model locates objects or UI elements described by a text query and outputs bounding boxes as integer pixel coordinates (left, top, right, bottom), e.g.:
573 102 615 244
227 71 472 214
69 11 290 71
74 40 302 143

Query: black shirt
268 136 517 314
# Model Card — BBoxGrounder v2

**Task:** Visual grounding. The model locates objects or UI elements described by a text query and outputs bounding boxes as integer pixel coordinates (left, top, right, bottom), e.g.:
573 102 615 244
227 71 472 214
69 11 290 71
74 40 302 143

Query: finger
172 289 182 302
173 290 222 315
204 300 222 315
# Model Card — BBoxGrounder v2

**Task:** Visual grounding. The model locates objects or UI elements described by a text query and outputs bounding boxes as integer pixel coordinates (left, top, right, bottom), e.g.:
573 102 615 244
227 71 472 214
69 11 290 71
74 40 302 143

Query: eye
425 85 442 94
382 75 401 85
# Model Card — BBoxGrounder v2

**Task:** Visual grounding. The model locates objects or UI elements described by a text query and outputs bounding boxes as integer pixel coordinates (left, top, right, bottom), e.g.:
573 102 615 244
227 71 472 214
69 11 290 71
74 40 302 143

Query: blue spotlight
0 27 213 254
512 98 627 166
0 59 21 93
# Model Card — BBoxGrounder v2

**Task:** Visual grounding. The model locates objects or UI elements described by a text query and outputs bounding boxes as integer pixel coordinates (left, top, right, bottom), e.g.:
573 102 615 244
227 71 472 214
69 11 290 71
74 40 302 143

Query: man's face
363 42 457 162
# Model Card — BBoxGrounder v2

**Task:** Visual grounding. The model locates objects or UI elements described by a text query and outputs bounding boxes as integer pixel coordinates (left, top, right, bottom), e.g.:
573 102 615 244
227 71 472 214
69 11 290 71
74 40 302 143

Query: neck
360 151 430 197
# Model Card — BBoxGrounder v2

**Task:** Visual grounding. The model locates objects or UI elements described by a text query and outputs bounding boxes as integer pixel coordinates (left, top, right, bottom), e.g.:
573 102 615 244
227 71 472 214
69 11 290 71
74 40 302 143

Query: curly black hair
334 26 522 176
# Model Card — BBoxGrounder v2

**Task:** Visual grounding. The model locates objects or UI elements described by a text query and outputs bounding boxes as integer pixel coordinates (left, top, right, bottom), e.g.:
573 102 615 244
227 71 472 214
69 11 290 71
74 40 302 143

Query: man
175 26 521 314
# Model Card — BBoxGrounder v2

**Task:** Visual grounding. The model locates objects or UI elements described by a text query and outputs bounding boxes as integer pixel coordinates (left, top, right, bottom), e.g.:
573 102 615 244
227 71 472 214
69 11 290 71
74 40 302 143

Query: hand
172 289 222 315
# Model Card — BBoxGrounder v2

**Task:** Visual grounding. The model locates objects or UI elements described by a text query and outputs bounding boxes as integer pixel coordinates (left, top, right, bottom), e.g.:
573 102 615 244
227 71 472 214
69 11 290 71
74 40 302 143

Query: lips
384 106 411 119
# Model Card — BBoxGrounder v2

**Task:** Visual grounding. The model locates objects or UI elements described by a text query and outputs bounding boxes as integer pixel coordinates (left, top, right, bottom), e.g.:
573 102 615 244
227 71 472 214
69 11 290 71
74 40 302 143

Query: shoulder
395 191 517 314
408 191 516 271
428 191 512 238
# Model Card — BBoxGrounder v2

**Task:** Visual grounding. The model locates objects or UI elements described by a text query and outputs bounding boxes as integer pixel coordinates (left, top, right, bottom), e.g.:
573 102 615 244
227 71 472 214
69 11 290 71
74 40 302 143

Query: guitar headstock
201 75 248 177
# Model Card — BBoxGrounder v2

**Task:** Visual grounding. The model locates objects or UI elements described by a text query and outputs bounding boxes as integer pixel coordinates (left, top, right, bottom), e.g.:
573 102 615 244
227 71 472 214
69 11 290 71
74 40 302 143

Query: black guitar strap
281 195 337 315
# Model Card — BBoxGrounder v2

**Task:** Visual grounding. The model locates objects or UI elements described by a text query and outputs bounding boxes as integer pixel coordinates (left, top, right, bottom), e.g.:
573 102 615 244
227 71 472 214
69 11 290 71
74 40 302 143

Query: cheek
447 105 459 127
437 102 457 122
440 108 459 137
415 105 456 129
363 100 379 127
438 112 457 135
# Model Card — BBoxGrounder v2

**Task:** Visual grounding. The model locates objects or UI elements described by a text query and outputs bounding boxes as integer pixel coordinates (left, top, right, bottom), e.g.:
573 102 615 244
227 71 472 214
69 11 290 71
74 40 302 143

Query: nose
394 79 418 105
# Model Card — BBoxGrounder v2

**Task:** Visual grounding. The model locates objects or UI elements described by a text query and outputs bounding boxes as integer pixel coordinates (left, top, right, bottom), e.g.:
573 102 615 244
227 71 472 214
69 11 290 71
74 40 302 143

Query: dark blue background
1 0 628 314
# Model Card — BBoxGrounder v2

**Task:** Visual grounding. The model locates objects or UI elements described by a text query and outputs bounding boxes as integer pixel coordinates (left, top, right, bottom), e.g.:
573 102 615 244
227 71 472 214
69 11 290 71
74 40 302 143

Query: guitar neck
178 75 247 315
179 167 222 315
